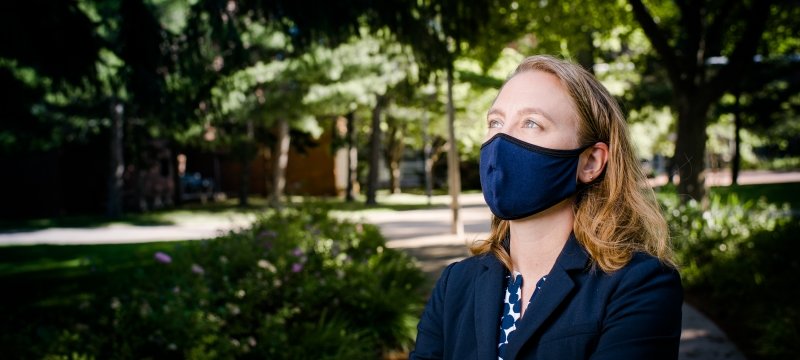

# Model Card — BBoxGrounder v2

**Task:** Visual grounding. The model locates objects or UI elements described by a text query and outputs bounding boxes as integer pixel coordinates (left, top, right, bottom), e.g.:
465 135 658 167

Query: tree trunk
345 112 358 202
675 95 711 202
366 95 386 205
422 107 433 205
238 120 255 207
731 92 742 186
172 145 184 207
212 152 221 197
384 116 405 194
446 65 463 237
106 101 124 218
389 163 401 194
239 154 250 207
576 33 596 74
272 117 290 206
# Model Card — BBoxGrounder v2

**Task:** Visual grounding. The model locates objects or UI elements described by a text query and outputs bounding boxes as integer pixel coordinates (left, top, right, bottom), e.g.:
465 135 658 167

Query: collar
474 233 591 359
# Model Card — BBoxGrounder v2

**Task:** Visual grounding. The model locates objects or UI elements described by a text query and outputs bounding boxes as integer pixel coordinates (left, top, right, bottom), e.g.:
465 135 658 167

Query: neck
508 198 574 275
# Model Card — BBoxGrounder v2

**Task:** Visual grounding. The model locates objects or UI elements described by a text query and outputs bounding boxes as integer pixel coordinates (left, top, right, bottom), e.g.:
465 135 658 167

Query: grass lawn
654 181 800 209
0 241 186 306
710 181 800 209
0 241 189 356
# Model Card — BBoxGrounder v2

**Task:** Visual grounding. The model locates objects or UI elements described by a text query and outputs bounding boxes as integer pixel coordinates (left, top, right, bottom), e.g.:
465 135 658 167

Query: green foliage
303 31 417 115
663 193 798 358
11 207 425 359
513 0 631 68
746 156 800 172
663 194 790 283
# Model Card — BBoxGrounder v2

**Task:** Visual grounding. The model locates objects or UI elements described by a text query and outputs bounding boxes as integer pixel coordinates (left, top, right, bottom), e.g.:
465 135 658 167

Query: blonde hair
470 55 675 272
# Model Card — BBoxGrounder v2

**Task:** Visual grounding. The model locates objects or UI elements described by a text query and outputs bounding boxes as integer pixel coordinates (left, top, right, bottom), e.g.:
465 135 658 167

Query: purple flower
292 247 304 257
191 264 205 275
154 251 172 264
258 230 277 239
291 262 303 273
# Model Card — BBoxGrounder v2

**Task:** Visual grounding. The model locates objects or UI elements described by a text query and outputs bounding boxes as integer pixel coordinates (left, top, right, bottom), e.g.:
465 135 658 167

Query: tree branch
677 0 703 83
703 3 735 57
705 0 772 102
628 0 683 90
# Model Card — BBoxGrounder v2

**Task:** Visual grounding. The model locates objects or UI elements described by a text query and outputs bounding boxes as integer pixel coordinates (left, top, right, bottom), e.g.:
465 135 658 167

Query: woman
410 55 682 360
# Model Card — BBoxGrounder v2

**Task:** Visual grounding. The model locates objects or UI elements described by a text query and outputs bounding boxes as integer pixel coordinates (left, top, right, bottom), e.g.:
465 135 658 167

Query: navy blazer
410 234 682 360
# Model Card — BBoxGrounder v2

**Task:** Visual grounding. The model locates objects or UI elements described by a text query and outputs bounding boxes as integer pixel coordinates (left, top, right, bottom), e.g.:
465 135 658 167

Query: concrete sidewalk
0 214 256 246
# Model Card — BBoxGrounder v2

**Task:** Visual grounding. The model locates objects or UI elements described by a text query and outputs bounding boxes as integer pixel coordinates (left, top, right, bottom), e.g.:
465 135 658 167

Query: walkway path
0 214 256 246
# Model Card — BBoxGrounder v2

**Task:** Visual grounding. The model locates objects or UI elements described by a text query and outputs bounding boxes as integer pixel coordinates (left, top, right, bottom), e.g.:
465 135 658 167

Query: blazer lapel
474 254 506 359
503 234 590 360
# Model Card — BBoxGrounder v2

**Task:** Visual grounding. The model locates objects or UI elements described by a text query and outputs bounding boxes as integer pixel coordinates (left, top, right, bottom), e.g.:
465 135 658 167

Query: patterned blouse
497 271 548 360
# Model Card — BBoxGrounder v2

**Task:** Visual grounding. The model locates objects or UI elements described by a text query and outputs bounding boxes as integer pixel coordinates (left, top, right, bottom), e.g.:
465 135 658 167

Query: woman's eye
488 119 502 128
522 119 539 129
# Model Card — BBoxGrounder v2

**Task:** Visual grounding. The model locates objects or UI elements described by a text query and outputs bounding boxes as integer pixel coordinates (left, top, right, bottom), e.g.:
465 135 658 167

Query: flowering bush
41 206 425 359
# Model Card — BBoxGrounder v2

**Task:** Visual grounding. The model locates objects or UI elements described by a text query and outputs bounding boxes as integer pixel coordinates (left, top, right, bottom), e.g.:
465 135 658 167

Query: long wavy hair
470 55 675 272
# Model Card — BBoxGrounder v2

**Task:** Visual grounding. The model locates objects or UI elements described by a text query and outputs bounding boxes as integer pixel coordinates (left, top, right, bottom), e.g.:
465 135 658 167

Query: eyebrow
486 106 556 124
486 108 505 119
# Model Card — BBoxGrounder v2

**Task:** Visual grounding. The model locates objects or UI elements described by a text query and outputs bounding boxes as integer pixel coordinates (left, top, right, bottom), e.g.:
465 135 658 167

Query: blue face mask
479 133 590 220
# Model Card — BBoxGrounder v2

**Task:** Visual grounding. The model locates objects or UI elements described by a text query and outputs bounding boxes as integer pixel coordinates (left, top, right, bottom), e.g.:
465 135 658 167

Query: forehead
492 70 578 126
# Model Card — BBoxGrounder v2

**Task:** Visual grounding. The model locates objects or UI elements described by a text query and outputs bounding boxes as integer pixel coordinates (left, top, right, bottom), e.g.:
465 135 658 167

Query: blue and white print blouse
497 271 548 360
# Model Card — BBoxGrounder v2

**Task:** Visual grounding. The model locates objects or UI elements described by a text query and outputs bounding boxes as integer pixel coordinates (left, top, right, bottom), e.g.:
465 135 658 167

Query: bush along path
0 206 426 359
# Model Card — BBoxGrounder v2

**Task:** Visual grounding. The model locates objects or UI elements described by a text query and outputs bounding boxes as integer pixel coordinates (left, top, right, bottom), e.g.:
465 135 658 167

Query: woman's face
486 70 580 150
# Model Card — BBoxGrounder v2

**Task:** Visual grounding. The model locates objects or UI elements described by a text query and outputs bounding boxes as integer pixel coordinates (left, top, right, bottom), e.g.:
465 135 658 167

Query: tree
398 0 521 235
302 31 417 204
1 0 181 217
715 57 800 184
205 55 323 206
627 0 785 202
511 0 631 71
0 1 101 154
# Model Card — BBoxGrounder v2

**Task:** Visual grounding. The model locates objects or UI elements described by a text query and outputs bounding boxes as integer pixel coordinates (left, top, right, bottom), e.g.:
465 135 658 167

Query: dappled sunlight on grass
0 213 175 232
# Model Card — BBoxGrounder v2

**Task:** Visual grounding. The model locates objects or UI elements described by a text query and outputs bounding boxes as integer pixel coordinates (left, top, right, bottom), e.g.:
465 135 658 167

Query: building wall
197 128 339 198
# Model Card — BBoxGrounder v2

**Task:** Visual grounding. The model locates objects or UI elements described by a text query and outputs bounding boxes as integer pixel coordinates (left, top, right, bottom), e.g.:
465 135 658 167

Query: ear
577 142 608 184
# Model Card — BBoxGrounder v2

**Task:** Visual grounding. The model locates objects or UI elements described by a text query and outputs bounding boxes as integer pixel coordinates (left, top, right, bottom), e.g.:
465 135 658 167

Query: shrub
661 194 790 283
41 206 425 359
662 194 799 358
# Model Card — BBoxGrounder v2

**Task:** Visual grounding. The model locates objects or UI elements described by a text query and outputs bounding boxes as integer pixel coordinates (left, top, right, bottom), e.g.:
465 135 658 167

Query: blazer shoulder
434 253 500 286
622 252 681 279
608 252 683 298
448 252 498 273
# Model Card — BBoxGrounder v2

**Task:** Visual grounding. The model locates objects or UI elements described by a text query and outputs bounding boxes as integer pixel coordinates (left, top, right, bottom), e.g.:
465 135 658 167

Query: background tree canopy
0 0 798 216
